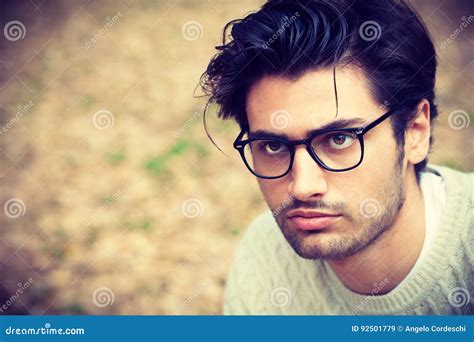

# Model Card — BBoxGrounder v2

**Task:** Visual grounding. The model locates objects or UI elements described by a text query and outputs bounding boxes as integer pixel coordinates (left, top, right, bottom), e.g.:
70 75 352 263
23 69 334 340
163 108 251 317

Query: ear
405 99 431 166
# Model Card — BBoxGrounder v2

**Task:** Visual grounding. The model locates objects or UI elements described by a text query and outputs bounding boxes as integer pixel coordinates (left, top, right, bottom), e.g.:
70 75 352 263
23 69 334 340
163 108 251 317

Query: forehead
245 67 380 138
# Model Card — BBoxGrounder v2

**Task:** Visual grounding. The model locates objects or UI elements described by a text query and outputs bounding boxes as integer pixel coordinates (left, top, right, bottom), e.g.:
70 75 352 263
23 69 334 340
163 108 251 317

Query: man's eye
263 142 286 154
327 133 356 149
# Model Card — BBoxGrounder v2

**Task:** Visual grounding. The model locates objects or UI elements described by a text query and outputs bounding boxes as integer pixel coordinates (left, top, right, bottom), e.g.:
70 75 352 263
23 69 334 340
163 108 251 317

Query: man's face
245 67 407 260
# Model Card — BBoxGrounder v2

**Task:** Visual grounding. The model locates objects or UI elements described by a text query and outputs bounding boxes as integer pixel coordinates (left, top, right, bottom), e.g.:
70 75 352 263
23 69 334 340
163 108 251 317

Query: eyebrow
248 118 368 140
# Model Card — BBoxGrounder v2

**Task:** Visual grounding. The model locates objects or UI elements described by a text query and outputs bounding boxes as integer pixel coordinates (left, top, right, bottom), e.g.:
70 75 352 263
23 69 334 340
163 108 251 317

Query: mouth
287 209 341 231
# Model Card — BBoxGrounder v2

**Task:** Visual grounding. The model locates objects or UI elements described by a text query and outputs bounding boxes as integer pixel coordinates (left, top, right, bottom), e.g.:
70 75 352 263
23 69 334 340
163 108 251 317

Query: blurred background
0 0 472 315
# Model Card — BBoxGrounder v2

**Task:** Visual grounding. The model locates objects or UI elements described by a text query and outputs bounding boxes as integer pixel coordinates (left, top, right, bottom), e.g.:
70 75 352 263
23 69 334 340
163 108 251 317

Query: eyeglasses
233 108 396 179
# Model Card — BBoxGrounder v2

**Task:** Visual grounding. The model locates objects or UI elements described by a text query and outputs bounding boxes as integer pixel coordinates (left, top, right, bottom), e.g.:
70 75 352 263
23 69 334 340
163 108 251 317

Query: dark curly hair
200 0 438 177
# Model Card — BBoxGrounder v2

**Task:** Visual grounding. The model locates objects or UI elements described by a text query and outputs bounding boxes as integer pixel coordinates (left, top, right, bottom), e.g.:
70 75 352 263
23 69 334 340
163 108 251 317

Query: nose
288 146 328 201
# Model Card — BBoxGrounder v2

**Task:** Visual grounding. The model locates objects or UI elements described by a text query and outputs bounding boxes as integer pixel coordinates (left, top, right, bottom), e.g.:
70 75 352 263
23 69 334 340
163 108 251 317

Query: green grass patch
144 138 191 176
105 148 126 165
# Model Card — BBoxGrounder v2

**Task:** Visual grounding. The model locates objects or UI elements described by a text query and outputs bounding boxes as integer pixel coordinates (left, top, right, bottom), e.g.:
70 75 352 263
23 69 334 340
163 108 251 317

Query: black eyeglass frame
233 108 397 179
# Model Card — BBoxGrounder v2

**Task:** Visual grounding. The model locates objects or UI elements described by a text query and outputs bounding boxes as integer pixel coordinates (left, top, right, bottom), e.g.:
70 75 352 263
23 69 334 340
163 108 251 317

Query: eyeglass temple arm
361 108 396 135
233 128 248 148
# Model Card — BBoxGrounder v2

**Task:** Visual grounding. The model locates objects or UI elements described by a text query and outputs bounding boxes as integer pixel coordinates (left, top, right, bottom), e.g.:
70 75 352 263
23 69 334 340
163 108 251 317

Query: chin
281 225 367 260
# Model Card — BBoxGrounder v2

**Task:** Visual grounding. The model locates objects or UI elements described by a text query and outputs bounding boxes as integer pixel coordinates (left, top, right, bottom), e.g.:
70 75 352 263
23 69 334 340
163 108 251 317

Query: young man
201 0 473 314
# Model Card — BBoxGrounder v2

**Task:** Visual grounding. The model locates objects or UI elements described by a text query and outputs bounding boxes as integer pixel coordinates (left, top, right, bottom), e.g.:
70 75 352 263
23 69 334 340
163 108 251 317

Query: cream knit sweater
224 166 473 315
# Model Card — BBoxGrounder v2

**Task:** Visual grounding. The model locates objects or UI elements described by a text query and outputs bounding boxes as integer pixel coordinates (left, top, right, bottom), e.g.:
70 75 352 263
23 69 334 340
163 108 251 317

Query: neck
328 171 425 295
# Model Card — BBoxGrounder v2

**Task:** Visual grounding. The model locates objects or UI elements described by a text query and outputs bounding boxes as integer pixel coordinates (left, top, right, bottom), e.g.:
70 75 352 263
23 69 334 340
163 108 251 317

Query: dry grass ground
0 0 472 315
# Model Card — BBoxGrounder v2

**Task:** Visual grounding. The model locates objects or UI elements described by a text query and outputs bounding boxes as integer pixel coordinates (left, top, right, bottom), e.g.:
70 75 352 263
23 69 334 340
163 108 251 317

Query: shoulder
233 210 301 266
237 210 283 249
223 211 276 314
426 164 473 214
229 210 290 277
223 210 303 314
428 165 474 259
427 164 473 189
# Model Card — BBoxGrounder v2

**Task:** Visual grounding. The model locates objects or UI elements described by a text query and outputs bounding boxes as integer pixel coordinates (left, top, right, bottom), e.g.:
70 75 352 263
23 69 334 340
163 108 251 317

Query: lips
287 209 341 231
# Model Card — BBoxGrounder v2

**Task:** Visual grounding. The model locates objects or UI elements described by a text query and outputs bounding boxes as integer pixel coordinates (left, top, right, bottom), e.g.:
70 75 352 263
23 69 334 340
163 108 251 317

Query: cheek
359 131 400 180
332 140 400 208
365 127 401 165
257 179 289 210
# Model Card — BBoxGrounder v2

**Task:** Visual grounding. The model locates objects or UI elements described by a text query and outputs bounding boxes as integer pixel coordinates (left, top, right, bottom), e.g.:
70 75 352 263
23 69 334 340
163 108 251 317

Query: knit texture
223 166 473 315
